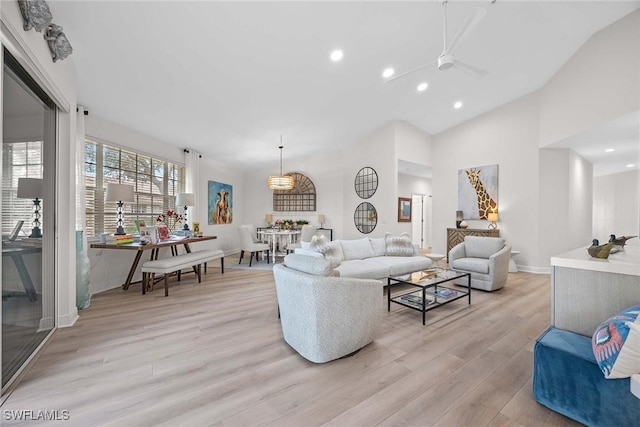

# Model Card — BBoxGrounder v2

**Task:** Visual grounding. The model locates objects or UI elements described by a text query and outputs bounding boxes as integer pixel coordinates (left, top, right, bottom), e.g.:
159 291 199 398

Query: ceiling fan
386 0 490 82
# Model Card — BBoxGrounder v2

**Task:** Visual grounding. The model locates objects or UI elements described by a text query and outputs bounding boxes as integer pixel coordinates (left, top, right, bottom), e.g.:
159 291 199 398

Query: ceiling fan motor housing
438 53 454 71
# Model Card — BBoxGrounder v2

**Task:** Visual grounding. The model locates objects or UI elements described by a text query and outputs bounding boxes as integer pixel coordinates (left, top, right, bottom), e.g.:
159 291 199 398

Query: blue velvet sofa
533 326 640 426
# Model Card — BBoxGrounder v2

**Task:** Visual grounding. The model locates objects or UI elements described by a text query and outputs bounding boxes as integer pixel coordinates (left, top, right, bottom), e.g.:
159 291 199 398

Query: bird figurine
587 239 615 259
608 234 637 249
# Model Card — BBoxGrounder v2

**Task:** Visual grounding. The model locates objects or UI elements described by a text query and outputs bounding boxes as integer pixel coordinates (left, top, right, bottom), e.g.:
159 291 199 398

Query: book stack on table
107 234 134 245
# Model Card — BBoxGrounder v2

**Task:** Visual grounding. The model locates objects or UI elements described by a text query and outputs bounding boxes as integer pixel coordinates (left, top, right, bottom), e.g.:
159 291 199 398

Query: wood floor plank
1 269 581 426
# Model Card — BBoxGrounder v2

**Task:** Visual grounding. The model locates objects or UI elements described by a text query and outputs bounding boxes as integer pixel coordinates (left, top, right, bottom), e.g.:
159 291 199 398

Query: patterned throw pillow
592 303 640 379
385 232 414 257
309 235 342 268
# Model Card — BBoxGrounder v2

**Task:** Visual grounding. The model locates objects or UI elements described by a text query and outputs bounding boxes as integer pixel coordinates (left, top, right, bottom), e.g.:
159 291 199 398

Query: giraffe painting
458 164 498 220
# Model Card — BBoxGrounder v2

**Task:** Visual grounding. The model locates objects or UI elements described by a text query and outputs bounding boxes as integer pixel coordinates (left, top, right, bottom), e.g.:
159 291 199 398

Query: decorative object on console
354 166 378 199
17 177 43 238
18 0 52 32
458 164 498 220
398 197 411 222
176 193 195 231
609 234 637 250
487 211 498 229
456 210 463 228
44 23 73 62
192 221 201 236
587 239 614 259
265 213 273 226
592 303 640 379
459 220 468 229
208 180 233 224
318 214 326 228
105 183 135 235
267 141 294 190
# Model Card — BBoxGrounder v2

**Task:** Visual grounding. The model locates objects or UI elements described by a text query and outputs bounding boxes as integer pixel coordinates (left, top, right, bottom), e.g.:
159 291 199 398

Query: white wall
1 1 78 327
593 170 640 246
539 10 640 146
432 93 542 270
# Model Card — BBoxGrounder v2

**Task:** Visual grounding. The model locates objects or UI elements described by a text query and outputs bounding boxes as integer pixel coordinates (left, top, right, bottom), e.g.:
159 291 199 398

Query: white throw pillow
340 238 375 261
309 235 342 267
385 232 414 256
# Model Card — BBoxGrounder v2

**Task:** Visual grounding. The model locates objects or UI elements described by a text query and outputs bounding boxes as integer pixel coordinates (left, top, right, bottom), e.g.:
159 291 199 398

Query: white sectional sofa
295 234 432 281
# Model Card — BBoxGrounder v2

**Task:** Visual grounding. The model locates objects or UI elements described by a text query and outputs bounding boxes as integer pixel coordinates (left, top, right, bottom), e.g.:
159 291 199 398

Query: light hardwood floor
2 267 581 426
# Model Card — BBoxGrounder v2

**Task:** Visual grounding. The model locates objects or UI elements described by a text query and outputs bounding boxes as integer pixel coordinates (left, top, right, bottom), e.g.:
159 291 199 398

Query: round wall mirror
354 202 377 234
354 167 378 199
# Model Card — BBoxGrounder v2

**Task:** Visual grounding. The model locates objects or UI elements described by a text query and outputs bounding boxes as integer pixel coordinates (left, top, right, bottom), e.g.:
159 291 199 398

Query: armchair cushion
464 236 506 259
451 257 490 274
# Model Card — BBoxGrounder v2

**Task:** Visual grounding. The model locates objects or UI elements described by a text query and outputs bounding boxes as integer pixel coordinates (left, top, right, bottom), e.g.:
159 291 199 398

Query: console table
446 228 499 261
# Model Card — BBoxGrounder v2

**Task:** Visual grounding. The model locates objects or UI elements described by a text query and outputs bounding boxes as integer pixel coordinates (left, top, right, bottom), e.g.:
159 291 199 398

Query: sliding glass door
1 48 57 395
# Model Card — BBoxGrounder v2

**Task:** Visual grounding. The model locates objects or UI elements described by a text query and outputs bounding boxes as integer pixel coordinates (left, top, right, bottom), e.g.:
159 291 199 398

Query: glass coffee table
387 268 471 325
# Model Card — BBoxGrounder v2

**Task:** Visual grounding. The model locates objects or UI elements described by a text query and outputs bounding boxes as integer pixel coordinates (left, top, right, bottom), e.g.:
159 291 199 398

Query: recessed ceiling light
454 101 463 109
417 82 428 92
627 164 635 168
382 68 394 78
330 50 343 62
605 148 615 152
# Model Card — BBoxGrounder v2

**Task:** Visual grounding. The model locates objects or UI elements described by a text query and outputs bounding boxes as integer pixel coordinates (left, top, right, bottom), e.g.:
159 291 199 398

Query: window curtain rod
183 148 202 158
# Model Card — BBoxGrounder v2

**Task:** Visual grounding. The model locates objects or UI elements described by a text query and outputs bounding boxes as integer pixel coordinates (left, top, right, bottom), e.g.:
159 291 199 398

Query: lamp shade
456 210 464 221
265 213 273 223
17 178 43 199
267 175 294 190
318 214 326 224
105 183 135 202
176 192 195 207
488 212 499 222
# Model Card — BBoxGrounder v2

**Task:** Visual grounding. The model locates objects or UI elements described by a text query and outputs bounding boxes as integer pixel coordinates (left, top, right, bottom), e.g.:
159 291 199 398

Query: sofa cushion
283 254 337 277
385 232 414 256
335 259 389 280
451 257 490 274
340 238 375 261
464 236 505 259
592 303 640 379
373 256 432 276
308 235 343 267
369 237 386 257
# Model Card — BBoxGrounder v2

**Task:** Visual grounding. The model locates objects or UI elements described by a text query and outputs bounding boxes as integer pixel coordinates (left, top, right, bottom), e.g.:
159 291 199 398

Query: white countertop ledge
550 245 640 277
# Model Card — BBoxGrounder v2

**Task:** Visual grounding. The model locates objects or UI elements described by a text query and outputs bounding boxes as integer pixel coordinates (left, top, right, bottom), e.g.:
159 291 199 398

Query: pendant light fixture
267 137 294 190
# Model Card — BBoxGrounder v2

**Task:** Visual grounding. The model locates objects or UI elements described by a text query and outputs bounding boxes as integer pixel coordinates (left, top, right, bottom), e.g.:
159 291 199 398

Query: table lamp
17 177 43 238
105 183 135 235
265 213 273 226
176 192 195 230
318 214 326 228
488 211 499 229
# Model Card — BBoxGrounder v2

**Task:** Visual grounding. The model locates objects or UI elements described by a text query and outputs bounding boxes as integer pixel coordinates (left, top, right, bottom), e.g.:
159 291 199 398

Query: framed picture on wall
398 197 411 222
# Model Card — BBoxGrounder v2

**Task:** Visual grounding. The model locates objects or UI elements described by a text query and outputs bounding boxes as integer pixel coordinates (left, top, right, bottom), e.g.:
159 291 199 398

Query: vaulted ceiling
48 1 640 171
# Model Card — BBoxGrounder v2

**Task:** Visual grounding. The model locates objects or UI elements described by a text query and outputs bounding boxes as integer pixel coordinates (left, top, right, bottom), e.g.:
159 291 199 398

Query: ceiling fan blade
454 60 488 77
385 59 438 82
445 7 487 54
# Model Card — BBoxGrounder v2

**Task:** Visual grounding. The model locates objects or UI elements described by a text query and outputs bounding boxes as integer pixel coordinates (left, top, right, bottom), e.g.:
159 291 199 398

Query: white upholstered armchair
273 254 382 363
448 236 511 291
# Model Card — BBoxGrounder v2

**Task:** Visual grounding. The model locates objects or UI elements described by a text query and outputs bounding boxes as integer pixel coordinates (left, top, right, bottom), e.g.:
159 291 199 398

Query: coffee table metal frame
387 269 471 325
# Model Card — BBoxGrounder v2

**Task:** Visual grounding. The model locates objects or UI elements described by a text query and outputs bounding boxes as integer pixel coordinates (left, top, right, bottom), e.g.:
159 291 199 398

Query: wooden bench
141 249 224 296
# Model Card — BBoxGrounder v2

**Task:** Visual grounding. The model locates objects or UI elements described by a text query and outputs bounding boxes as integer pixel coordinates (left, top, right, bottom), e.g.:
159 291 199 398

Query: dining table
90 235 216 290
257 229 300 263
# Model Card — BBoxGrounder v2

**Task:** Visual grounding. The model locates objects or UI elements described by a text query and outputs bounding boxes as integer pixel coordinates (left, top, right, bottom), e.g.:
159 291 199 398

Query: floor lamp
176 192 195 231
105 183 135 235
17 178 43 238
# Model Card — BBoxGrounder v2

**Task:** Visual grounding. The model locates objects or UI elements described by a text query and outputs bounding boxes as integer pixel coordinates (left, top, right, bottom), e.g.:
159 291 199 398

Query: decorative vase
459 220 469 229
76 230 91 310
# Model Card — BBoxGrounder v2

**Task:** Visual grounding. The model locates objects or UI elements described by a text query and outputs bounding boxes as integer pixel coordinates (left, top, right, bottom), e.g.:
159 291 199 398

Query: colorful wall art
208 180 233 224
